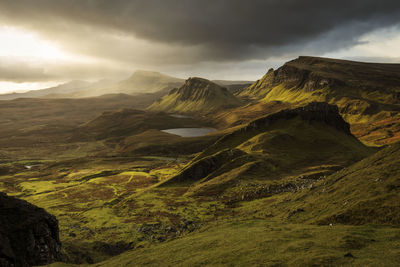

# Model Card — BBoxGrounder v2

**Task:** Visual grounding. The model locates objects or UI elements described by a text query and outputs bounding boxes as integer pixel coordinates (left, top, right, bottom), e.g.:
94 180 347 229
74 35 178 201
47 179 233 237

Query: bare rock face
0 192 61 266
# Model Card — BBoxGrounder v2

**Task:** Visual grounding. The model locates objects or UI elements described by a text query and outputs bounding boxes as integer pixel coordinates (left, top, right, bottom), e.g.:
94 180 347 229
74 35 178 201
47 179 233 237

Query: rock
0 192 61 266
344 252 354 258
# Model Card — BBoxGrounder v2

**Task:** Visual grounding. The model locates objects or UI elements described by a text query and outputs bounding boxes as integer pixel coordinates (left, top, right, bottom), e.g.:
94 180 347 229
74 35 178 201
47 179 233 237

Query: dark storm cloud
0 0 400 63
0 0 400 86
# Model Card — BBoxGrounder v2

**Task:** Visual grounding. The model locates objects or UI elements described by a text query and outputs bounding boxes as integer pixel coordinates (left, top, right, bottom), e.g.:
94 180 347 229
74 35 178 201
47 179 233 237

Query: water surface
169 114 193 119
161 128 216 137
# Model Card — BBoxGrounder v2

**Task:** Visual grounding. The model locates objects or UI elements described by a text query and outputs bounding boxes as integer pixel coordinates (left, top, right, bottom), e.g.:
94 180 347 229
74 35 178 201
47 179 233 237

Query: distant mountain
0 80 93 100
239 56 400 145
69 70 185 98
148 77 243 114
160 102 374 195
0 71 254 100
0 71 184 100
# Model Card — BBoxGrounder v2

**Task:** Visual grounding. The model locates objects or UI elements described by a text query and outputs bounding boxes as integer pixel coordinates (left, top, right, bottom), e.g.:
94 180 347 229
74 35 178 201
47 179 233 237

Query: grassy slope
251 141 400 225
77 220 400 267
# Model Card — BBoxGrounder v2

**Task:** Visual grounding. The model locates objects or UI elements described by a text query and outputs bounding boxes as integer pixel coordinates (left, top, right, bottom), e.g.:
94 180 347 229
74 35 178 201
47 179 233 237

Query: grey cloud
0 59 52 82
1 0 400 63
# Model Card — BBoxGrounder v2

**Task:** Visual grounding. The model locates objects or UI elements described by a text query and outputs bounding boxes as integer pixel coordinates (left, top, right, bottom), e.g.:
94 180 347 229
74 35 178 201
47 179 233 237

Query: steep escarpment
160 102 374 195
241 56 400 101
0 192 61 266
239 56 400 145
148 77 242 114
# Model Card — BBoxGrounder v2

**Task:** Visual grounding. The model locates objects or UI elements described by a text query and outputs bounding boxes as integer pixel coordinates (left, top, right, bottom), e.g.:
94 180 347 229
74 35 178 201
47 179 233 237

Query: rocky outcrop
0 192 61 266
160 148 246 186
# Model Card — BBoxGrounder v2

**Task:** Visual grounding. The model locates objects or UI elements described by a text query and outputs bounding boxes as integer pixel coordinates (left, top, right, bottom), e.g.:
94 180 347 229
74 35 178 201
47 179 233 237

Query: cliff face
0 192 61 266
246 102 351 134
238 56 400 145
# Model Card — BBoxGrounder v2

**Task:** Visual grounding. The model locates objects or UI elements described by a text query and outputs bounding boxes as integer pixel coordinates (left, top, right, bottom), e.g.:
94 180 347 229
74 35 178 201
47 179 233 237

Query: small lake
161 128 216 137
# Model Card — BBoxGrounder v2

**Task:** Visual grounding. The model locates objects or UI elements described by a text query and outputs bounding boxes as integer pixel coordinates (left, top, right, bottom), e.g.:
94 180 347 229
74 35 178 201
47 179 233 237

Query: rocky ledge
0 192 61 266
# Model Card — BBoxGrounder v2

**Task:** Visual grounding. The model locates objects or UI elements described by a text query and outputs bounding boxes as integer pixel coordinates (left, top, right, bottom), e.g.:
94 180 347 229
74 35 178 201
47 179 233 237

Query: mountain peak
148 77 242 114
131 70 164 77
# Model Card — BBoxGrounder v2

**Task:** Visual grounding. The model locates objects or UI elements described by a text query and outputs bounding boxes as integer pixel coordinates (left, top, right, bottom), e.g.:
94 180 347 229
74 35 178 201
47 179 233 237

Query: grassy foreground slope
239 56 400 145
87 220 400 267
148 77 242 114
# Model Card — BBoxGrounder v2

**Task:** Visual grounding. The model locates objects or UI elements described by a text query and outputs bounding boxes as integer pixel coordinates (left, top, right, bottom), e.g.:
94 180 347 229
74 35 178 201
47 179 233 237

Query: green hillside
148 77 243 114
160 102 375 197
256 141 400 225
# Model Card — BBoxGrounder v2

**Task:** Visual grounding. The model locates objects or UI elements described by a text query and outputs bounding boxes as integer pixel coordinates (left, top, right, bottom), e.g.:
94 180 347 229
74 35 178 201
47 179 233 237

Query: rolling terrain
0 56 399 266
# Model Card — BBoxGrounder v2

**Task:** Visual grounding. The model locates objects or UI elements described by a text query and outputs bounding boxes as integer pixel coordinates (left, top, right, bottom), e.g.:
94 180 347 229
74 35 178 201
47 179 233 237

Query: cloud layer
0 0 400 83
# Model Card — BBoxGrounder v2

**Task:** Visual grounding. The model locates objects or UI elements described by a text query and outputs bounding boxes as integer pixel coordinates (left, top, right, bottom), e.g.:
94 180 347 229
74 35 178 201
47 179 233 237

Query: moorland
0 56 400 266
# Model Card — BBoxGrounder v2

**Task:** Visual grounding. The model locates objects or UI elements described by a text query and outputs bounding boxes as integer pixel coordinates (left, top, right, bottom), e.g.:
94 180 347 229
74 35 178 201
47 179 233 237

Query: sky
0 0 400 93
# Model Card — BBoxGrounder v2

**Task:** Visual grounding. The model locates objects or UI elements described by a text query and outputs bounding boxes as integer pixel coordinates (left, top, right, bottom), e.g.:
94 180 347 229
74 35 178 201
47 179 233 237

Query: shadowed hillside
72 109 208 141
0 93 168 159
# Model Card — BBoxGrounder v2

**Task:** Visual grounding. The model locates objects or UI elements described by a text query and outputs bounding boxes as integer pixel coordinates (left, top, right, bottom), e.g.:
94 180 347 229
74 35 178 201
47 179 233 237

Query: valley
1 57 400 266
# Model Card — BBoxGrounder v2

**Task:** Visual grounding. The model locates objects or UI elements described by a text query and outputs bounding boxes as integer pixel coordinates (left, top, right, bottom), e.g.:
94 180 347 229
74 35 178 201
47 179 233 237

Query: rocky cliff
0 192 61 266
238 56 400 145
241 56 400 100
